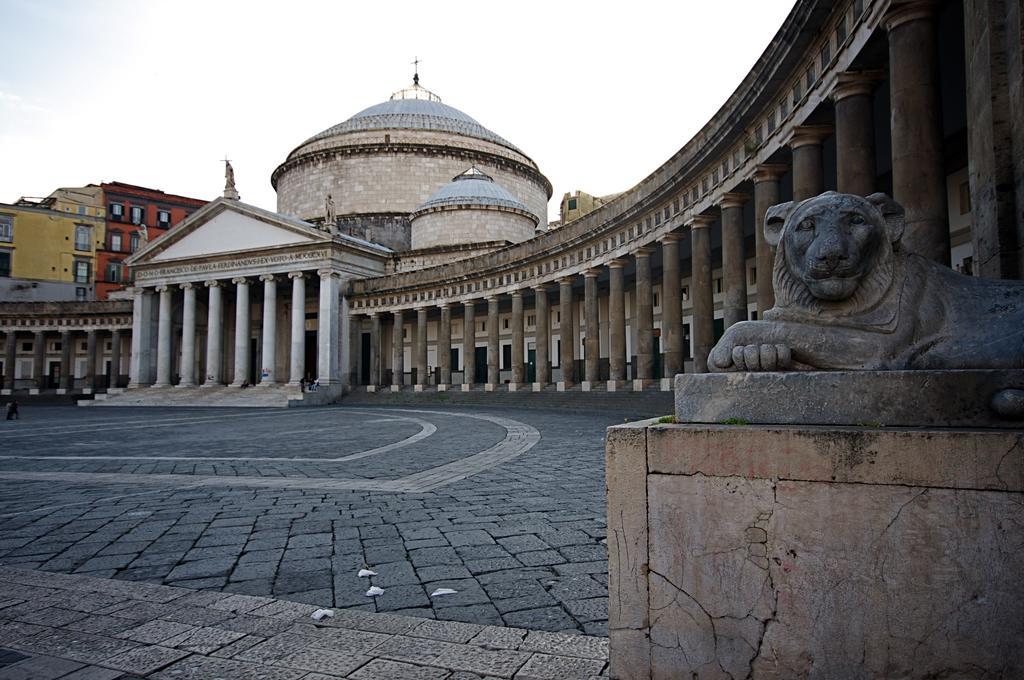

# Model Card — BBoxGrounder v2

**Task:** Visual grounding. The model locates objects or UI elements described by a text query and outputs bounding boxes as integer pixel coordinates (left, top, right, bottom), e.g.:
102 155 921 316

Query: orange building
96 182 207 299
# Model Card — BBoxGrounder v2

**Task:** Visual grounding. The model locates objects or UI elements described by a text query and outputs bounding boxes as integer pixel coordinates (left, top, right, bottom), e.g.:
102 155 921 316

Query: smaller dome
414 167 535 220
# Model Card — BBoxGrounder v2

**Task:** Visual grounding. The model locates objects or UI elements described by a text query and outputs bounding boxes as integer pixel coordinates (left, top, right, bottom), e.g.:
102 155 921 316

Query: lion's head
765 192 905 315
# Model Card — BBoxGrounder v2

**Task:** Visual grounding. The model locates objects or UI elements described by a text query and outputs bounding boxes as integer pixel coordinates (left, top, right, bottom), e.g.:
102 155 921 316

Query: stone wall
606 421 1024 679
411 208 537 250
274 129 550 225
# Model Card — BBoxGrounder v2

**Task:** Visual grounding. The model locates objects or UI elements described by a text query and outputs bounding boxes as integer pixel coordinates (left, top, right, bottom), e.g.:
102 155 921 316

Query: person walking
6 400 19 420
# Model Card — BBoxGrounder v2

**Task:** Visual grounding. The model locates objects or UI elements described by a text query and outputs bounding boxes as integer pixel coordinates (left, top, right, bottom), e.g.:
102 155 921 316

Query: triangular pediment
129 198 329 264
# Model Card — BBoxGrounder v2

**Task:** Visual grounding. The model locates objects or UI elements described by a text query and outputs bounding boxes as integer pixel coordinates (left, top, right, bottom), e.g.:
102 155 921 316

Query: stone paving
0 405 637 638
0 566 609 678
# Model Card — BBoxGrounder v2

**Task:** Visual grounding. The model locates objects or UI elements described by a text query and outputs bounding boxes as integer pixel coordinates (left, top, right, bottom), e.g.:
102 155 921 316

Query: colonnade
0 327 127 393
127 269 343 390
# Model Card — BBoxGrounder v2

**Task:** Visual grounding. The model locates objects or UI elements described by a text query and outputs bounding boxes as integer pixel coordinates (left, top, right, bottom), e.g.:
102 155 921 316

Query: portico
122 198 388 404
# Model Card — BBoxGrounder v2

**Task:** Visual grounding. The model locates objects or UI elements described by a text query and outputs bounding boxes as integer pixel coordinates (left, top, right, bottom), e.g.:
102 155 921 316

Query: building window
157 210 170 227
110 231 123 252
527 314 536 327
673 199 679 214
654 213 661 226
76 287 87 301
702 178 709 194
0 215 12 242
109 202 124 221
663 207 670 220
836 15 847 43
106 261 122 283
0 250 10 277
691 187 698 202
806 66 815 90
74 224 91 251
130 232 140 252
130 206 145 225
713 169 720 185
793 81 802 106
74 259 91 284
820 44 831 70
767 110 777 134
567 198 577 211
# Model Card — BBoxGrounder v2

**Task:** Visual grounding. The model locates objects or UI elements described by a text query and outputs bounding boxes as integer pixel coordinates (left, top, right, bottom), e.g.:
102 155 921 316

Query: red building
96 182 207 300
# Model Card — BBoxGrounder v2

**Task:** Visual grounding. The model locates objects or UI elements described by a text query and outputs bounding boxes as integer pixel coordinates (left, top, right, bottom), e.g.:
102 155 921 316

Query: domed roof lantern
390 57 442 103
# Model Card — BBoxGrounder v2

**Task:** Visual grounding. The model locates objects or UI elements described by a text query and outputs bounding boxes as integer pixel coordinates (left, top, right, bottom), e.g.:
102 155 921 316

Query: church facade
2 0 1022 405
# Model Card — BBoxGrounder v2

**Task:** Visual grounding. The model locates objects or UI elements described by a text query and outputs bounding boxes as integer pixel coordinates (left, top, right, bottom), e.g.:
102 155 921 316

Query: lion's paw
725 343 791 372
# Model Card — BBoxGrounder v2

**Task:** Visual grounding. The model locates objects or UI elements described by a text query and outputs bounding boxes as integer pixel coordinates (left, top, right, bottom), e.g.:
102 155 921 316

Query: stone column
462 300 476 386
84 329 97 392
886 0 949 264
659 237 682 379
753 165 788 315
511 291 525 385
2 332 15 391
964 0 1024 279
789 125 833 201
391 310 404 388
416 307 428 388
534 286 550 386
255 275 277 385
689 215 716 373
128 287 154 387
720 192 749 329
558 277 576 386
32 331 45 391
438 304 451 387
230 277 251 387
369 312 381 386
608 259 627 384
584 269 601 384
287 272 305 386
634 248 654 383
154 284 173 387
486 296 499 388
59 330 73 391
204 281 223 386
109 330 121 388
833 71 881 196
177 283 197 387
317 270 340 385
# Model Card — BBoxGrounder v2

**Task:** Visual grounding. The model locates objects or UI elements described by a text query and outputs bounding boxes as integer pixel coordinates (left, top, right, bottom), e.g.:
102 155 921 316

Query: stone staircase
83 384 337 408
340 383 675 418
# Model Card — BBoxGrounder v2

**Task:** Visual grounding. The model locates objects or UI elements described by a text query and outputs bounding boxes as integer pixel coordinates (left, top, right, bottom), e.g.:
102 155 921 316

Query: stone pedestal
607 420 1024 679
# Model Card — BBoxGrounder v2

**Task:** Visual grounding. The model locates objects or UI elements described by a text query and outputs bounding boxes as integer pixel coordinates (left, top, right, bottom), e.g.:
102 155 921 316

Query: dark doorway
450 348 459 377
103 360 112 389
474 346 487 382
502 345 512 375
713 318 725 344
360 332 371 385
527 348 536 382
249 338 259 385
305 330 317 381
48 361 60 388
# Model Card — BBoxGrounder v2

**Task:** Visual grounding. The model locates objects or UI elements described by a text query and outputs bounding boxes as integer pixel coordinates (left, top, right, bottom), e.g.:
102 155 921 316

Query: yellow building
0 193 105 301
557 190 623 226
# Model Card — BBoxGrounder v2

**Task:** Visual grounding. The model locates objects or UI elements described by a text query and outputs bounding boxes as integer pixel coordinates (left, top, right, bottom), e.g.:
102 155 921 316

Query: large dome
301 85 524 156
271 79 552 252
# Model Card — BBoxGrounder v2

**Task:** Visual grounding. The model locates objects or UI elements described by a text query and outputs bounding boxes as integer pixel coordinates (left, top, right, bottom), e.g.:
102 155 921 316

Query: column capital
607 258 628 269
719 192 749 210
416 306 429 314
317 268 340 280
287 271 305 280
368 310 380 318
831 70 884 102
436 301 451 310
753 163 790 183
583 267 602 278
532 283 551 293
787 124 834 149
259 273 277 283
634 246 655 258
155 284 170 293
686 214 717 230
884 0 936 31
486 295 500 303
131 285 152 297
204 279 221 288
658 233 684 245
463 298 477 308
231 276 249 285
510 289 523 299
558 276 575 285
180 282 194 291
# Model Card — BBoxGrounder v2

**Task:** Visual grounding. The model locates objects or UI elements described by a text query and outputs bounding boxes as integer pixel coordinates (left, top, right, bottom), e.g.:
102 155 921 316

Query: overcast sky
0 0 794 222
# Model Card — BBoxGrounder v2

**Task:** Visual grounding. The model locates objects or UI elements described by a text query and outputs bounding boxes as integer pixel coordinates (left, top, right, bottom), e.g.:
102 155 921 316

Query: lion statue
709 191 1024 372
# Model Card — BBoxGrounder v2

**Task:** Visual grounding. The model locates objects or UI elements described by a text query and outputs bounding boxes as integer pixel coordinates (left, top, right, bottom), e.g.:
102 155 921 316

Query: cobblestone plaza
0 406 621 640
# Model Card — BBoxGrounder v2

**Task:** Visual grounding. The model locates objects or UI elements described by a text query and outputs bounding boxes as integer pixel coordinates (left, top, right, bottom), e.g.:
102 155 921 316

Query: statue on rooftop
709 191 1024 372
324 193 337 235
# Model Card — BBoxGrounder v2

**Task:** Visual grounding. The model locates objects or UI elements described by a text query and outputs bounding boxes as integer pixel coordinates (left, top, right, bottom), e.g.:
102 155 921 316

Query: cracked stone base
606 420 1024 679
